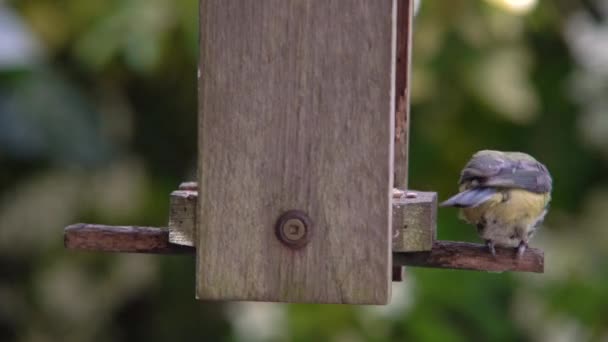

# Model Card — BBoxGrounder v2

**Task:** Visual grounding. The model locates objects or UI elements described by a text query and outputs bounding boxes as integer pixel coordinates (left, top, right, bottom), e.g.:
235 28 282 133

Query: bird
440 150 552 257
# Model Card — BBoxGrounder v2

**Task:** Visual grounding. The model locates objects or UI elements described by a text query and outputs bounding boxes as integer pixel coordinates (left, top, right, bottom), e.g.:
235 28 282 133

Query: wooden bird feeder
64 0 543 305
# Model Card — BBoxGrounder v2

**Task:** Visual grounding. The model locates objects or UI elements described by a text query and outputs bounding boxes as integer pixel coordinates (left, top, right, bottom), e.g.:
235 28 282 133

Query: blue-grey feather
440 188 497 208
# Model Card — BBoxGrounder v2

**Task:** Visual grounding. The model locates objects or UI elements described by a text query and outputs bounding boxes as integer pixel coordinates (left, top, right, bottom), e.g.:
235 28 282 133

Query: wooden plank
167 187 439 278
394 0 413 190
168 189 198 247
393 241 544 273
168 186 436 251
392 0 415 281
64 224 544 273
198 0 397 304
167 186 198 247
64 224 193 254
392 190 436 252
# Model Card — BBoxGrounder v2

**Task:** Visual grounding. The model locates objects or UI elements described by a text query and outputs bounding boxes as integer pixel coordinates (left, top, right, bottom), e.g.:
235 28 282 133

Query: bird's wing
459 152 506 181
460 155 552 193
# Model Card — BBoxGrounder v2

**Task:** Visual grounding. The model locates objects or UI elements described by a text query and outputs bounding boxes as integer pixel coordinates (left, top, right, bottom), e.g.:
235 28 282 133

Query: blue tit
441 150 552 257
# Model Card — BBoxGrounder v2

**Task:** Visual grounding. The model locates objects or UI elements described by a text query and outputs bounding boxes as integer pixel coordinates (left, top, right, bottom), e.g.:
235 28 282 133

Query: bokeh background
1 0 607 341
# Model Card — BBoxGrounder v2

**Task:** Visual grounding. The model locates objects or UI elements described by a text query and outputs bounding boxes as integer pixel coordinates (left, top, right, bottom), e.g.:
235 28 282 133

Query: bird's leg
501 190 511 203
517 240 528 258
485 239 496 257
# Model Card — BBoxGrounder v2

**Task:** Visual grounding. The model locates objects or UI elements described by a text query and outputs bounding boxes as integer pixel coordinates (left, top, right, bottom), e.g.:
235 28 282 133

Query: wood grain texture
167 186 198 248
64 224 193 254
166 187 435 281
393 191 436 252
393 241 544 273
168 190 198 247
169 187 436 252
198 0 397 304
392 0 415 281
64 224 544 273
394 0 413 190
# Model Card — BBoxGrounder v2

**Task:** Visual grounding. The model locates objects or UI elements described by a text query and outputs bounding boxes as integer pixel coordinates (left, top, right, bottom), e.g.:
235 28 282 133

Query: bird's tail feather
440 188 497 208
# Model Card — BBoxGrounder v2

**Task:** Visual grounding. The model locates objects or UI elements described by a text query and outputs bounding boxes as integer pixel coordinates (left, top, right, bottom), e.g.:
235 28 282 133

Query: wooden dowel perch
64 224 193 254
64 224 544 273
393 241 544 273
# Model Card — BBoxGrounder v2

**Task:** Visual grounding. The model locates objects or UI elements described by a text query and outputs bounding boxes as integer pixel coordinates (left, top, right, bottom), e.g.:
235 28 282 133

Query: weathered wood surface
64 224 193 254
394 0 413 190
392 0 415 282
64 224 544 273
168 189 198 247
392 191 436 252
393 241 544 273
167 186 196 247
198 0 397 304
165 187 434 289
169 187 436 252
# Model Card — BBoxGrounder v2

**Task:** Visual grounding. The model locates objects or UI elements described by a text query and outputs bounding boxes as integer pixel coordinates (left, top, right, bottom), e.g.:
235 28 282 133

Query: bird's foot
485 240 496 257
517 241 528 259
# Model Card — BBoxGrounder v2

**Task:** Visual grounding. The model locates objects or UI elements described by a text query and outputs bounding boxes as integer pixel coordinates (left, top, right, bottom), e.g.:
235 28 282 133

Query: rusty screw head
275 210 312 249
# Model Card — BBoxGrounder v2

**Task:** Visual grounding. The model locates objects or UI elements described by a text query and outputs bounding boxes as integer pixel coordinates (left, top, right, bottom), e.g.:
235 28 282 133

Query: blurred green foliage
1 1 607 341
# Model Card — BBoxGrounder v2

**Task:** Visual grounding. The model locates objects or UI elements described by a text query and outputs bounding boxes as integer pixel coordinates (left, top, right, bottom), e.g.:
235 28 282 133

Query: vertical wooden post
393 0 415 281
197 0 397 304
394 0 413 190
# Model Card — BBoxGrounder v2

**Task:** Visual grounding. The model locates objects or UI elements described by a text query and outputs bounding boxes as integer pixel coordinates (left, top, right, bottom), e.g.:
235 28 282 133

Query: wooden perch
64 224 193 254
64 224 544 273
393 241 544 273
